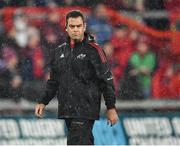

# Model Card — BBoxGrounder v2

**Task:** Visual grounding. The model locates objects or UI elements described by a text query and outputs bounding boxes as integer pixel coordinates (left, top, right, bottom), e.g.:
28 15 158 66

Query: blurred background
0 0 179 145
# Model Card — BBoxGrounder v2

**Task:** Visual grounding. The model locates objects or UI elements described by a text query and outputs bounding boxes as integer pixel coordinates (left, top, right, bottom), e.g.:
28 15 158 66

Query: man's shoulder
88 42 102 52
50 42 67 58
88 42 107 63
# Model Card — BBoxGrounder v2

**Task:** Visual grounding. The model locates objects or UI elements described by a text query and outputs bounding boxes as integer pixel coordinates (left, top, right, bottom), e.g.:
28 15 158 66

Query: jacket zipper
68 44 74 99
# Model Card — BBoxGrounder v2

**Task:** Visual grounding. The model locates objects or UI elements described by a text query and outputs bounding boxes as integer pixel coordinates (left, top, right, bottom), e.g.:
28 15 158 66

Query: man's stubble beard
73 35 84 43
74 38 79 42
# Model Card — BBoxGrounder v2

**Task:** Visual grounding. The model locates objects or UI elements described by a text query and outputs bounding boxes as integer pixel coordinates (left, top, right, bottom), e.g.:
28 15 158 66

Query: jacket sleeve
39 49 59 105
89 43 116 110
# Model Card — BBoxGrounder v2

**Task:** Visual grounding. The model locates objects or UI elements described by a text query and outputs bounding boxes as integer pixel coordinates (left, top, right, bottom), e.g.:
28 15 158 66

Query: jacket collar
66 32 96 45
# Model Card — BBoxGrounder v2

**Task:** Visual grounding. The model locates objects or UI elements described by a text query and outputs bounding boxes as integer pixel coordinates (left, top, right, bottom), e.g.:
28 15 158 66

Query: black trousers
65 118 95 145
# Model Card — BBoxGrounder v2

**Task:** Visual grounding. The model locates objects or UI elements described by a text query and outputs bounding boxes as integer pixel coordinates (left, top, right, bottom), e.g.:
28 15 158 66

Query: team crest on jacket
77 54 86 59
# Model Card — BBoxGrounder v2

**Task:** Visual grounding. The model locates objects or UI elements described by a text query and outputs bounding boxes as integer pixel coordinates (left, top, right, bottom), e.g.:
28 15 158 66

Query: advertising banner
1 112 180 145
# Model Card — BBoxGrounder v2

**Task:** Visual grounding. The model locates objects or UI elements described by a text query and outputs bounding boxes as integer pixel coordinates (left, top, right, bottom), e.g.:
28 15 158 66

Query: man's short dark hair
66 10 85 27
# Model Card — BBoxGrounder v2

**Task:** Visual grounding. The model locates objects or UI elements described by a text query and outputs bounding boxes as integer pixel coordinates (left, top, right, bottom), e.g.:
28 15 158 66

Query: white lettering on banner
123 117 172 137
19 119 65 138
129 137 180 145
0 119 19 138
0 138 67 145
172 117 180 136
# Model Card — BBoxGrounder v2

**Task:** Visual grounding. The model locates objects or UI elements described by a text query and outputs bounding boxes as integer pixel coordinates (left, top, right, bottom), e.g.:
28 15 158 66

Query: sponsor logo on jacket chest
76 54 86 59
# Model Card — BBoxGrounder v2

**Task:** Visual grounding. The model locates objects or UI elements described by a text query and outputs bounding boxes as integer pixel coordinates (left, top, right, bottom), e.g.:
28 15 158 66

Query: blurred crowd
0 1 179 102
0 0 180 11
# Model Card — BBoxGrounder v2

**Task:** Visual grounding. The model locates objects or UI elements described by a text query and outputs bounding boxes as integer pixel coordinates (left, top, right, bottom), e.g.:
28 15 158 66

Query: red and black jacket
39 33 116 120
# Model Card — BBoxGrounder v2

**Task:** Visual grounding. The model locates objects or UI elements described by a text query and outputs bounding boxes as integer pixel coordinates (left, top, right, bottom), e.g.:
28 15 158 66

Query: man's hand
140 67 150 75
35 103 46 118
106 108 119 126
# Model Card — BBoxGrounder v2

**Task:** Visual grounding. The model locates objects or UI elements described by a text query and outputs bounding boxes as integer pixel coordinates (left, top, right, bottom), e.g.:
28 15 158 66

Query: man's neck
70 38 84 48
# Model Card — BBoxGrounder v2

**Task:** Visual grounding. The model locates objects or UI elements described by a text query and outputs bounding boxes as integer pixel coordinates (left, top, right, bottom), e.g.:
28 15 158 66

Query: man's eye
77 25 82 28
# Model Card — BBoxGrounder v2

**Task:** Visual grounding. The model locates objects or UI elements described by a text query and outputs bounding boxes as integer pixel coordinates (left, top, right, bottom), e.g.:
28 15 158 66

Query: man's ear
84 23 87 31
65 25 67 31
65 26 68 31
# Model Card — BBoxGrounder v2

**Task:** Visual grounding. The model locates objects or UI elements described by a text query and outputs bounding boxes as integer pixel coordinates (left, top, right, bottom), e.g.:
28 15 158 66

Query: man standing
35 10 118 145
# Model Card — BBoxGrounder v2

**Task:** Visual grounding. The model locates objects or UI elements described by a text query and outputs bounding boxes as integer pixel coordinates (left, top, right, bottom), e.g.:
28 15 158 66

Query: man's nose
74 26 78 31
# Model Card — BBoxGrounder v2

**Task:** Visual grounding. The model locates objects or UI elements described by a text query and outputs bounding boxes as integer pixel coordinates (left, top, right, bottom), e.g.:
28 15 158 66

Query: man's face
137 42 148 55
66 16 86 42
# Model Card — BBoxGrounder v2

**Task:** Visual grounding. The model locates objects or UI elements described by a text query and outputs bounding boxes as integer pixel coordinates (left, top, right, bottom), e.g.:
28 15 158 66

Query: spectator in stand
0 53 9 98
0 14 5 47
13 9 29 48
129 29 140 46
6 9 30 76
128 37 156 98
0 19 23 101
103 40 121 95
41 7 65 76
57 0 96 7
87 3 113 45
41 6 64 49
118 62 144 100
164 0 180 12
2 9 29 63
170 64 180 97
110 24 135 80
2 25 23 62
152 62 180 99
21 26 46 102
0 46 22 101
104 0 144 11
3 27 17 50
